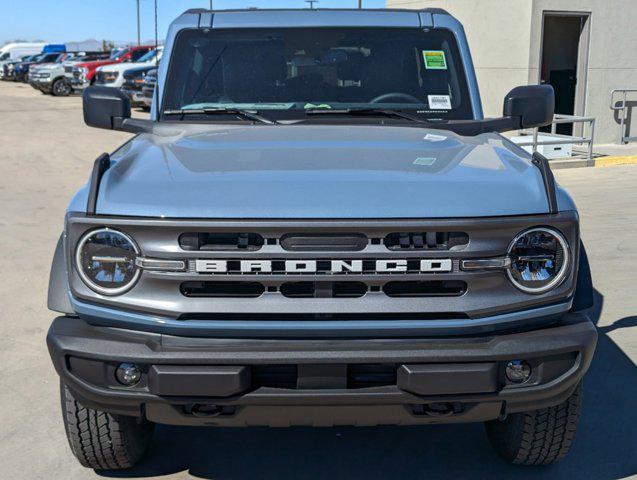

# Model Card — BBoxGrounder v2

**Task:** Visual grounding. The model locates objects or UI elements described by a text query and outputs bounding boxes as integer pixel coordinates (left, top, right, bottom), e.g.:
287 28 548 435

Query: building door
539 12 591 135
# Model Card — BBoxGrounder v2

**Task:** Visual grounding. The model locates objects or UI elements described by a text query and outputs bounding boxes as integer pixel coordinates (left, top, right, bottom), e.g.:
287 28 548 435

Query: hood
98 60 158 74
93 124 550 219
77 59 118 70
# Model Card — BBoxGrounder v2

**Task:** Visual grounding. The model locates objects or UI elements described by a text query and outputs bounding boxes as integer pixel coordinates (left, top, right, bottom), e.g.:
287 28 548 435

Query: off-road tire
52 78 71 96
485 382 582 465
60 383 154 470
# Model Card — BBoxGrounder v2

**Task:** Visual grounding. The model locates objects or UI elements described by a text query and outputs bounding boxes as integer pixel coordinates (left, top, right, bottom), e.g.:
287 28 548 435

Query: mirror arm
112 117 153 134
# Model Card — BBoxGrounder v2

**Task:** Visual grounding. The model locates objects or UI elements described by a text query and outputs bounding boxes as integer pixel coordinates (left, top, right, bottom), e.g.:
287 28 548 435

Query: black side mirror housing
83 86 151 133
503 84 555 130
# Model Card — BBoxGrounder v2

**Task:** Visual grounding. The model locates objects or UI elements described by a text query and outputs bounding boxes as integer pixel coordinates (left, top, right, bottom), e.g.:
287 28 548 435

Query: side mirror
83 86 151 133
503 85 555 129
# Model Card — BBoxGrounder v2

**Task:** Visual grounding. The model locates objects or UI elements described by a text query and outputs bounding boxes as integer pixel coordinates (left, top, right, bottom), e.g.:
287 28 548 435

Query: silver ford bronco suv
47 8 597 470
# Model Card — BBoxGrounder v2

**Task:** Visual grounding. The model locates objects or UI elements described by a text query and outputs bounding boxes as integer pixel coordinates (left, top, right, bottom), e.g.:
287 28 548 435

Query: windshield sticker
414 157 437 166
304 103 332 110
423 133 448 142
423 50 447 70
428 95 452 110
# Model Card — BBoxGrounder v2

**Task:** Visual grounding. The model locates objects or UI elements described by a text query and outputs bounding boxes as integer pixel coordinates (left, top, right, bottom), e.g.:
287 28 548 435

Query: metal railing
515 114 596 163
610 89 637 144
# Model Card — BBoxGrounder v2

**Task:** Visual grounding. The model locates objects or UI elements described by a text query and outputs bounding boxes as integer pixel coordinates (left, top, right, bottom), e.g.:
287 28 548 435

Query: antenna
305 0 318 9
154 0 160 116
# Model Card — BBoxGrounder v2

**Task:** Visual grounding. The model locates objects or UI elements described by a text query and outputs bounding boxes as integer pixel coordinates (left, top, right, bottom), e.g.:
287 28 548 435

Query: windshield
0 53 8 61
137 49 159 63
111 48 129 60
162 27 473 120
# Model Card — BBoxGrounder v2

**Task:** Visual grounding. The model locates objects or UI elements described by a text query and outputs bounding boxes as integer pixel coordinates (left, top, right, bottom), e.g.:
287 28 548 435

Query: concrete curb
550 155 637 169
593 156 637 167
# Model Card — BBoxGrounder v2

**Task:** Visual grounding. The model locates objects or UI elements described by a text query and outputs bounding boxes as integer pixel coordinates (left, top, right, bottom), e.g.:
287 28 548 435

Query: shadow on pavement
101 291 637 480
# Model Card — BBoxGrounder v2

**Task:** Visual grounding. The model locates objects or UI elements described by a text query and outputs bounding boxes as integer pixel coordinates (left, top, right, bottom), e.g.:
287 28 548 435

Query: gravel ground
0 81 635 480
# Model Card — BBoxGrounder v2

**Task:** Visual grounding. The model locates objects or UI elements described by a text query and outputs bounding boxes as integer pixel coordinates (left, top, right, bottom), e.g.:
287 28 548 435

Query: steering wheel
370 92 422 104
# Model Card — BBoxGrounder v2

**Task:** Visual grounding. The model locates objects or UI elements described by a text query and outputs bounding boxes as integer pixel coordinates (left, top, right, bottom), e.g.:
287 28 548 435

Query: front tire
52 78 71 96
485 382 582 465
60 383 154 470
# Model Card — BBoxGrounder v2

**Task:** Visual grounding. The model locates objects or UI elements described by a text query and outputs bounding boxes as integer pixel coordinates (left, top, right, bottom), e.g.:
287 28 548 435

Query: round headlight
76 228 140 295
507 228 569 294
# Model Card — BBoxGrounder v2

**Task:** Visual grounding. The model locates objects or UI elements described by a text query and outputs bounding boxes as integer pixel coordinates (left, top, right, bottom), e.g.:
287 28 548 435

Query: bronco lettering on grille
194 259 453 274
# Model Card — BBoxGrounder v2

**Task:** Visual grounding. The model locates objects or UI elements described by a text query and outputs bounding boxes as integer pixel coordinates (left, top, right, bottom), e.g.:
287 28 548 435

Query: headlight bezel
506 227 570 295
75 228 141 296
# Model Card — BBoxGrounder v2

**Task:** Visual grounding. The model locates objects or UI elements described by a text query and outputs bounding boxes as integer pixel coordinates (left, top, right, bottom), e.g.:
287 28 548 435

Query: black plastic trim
86 153 111 215
532 152 559 214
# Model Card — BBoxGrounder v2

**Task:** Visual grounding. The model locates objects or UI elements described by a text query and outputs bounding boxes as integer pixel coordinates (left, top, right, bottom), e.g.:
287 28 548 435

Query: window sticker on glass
428 95 452 110
423 50 447 70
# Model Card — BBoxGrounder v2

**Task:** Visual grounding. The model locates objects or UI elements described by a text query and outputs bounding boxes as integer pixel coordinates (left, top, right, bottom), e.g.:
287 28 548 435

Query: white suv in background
94 46 163 88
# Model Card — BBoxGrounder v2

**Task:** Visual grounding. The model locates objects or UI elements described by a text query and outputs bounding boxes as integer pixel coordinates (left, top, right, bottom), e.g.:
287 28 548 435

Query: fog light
505 360 531 383
115 363 141 386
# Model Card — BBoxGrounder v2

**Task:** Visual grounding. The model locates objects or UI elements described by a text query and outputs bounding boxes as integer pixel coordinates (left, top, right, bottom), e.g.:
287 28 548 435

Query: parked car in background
67 45 154 92
95 46 162 88
0 42 46 63
141 67 157 110
13 51 66 82
31 52 111 96
121 65 157 107
28 53 76 95
1 54 35 80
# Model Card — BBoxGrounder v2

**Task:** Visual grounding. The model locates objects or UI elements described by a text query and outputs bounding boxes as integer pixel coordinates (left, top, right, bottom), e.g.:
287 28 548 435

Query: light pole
136 0 141 46
209 1 213 10
306 0 318 9
358 0 362 8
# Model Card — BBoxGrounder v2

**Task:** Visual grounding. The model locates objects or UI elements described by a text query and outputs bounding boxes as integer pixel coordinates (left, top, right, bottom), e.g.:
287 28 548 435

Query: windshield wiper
164 108 279 125
305 108 428 124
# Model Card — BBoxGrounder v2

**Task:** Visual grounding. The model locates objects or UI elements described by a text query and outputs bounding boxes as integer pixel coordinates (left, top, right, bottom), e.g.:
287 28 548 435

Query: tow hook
189 404 222 418
412 402 463 417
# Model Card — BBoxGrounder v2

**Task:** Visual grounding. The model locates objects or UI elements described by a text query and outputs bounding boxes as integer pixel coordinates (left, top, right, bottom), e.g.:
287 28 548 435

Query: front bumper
70 78 89 90
47 312 597 427
121 88 145 105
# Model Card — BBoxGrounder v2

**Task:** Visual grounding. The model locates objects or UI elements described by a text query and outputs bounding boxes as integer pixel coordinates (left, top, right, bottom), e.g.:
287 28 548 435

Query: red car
66 45 155 91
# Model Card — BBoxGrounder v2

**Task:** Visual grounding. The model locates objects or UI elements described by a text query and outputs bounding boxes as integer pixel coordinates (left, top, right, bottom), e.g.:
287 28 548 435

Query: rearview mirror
83 86 151 133
503 85 555 130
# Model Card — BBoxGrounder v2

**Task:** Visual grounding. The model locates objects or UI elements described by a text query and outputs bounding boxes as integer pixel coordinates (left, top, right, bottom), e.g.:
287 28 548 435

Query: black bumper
47 313 597 427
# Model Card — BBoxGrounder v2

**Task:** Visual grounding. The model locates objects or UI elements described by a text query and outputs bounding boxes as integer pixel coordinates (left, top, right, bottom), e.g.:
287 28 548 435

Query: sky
0 0 387 46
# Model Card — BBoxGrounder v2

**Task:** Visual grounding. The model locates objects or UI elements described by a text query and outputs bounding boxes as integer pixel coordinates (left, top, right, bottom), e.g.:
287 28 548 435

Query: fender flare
48 233 74 314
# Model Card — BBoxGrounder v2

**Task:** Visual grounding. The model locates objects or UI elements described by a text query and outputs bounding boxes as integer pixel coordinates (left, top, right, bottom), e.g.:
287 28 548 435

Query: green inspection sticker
423 50 447 70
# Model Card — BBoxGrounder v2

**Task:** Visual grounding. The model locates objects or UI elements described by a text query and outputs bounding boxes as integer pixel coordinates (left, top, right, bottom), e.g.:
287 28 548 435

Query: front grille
180 232 265 251
383 281 466 297
66 213 579 320
384 231 469 250
280 233 368 252
280 281 368 298
64 66 73 74
181 281 265 298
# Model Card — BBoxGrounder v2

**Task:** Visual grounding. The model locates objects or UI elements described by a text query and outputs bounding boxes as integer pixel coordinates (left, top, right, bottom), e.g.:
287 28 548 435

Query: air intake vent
280 282 368 298
280 234 367 252
180 281 265 298
384 232 468 250
383 281 467 297
180 232 264 251
348 364 398 389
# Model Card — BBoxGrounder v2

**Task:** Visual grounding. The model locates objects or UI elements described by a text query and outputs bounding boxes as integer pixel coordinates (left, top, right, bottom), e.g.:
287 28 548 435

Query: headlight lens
507 228 570 294
76 229 140 295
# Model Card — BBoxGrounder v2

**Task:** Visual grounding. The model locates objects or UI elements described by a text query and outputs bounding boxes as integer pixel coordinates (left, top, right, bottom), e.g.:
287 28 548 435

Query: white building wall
530 0 637 143
387 0 637 143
